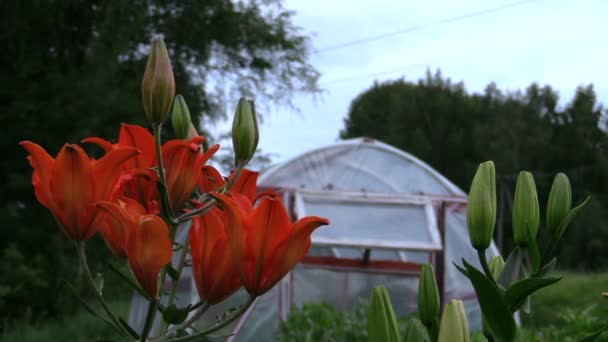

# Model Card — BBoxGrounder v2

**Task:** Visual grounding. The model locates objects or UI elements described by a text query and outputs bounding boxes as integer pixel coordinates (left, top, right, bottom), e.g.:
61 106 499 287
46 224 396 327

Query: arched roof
259 137 465 196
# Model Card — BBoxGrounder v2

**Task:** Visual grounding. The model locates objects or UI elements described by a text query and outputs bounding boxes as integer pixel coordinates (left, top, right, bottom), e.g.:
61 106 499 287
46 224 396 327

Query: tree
0 0 318 323
341 70 608 269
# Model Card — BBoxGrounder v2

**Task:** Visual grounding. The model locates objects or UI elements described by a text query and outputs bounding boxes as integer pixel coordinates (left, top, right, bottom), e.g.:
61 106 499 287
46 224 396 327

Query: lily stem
477 249 498 287
153 124 174 221
78 242 133 338
159 242 191 335
166 296 256 342
141 298 159 341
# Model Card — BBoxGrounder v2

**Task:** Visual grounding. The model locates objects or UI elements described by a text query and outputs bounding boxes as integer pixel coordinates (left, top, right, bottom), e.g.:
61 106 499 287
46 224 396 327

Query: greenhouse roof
259 137 465 196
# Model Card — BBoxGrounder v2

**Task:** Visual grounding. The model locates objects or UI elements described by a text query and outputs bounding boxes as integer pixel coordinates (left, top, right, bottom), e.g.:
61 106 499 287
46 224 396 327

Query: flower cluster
20 38 328 341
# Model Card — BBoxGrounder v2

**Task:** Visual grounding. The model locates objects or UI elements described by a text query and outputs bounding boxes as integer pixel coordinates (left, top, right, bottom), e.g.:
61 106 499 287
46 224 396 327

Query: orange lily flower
95 197 147 258
213 192 329 295
197 168 258 201
84 124 159 212
162 138 218 210
126 214 172 297
85 124 220 212
20 141 139 241
189 208 242 304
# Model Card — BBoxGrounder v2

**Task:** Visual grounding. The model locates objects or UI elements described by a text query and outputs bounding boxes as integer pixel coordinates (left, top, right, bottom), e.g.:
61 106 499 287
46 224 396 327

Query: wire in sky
320 51 491 85
314 0 536 54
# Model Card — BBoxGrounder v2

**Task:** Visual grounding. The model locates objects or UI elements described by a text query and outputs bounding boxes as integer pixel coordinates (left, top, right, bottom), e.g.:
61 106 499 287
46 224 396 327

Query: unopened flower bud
546 173 571 239
231 98 259 167
467 161 496 251
488 255 505 280
438 300 469 342
171 95 192 139
404 318 430 342
512 171 540 246
368 286 400 342
142 37 175 126
418 264 440 326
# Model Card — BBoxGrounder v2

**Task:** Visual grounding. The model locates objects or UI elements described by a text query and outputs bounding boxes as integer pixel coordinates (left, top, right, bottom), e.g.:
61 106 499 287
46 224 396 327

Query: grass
522 271 608 328
1 300 130 342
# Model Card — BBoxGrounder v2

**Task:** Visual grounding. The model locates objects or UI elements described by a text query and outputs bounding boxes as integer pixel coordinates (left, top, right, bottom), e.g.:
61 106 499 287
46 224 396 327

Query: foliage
1 0 318 324
0 300 129 342
340 71 608 269
278 302 369 342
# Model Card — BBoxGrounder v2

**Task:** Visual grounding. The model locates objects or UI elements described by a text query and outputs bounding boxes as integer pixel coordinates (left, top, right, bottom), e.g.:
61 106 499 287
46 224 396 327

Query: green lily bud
467 161 496 250
404 318 430 342
142 37 175 126
367 286 401 342
512 171 540 246
488 255 505 280
231 98 259 167
438 300 469 342
418 264 440 326
171 95 192 139
546 173 572 239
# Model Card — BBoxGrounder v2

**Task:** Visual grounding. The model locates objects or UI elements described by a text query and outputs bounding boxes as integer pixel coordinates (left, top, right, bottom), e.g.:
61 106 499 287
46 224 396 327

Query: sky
215 0 608 165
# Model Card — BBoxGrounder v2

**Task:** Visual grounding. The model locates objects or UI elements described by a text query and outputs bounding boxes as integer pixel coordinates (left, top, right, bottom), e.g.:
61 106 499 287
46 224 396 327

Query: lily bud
231 98 259 167
546 173 571 238
367 286 401 342
512 171 540 246
488 255 505 280
467 161 496 250
418 264 440 326
438 300 469 342
171 95 192 139
404 318 430 342
142 37 175 126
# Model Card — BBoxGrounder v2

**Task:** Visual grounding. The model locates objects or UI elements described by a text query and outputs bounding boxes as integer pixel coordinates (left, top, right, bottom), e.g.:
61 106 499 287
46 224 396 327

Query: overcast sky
215 0 608 165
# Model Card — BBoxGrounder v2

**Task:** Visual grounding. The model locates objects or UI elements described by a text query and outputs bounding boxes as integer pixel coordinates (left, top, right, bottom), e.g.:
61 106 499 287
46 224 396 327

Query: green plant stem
165 301 210 336
141 298 159 341
176 200 216 222
166 296 256 342
159 244 191 335
478 249 498 288
78 242 133 338
153 124 174 221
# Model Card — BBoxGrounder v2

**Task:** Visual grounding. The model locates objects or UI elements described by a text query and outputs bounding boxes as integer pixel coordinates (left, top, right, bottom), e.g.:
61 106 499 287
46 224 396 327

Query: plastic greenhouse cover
258 138 462 195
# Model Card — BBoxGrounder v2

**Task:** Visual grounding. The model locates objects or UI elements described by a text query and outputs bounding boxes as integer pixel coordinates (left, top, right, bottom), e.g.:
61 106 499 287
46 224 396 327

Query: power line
321 51 491 85
314 0 536 54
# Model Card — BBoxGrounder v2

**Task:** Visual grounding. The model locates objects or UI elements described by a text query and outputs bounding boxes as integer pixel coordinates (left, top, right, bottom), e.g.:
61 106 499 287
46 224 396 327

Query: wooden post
435 201 446 308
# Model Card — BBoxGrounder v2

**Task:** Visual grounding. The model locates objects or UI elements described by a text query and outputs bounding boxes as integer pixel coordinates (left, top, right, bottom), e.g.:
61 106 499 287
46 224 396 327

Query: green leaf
578 325 607 342
453 261 469 278
498 248 524 289
163 303 191 324
64 281 118 332
118 317 140 340
554 196 590 241
504 276 562 312
107 263 149 299
463 259 516 342
539 258 557 277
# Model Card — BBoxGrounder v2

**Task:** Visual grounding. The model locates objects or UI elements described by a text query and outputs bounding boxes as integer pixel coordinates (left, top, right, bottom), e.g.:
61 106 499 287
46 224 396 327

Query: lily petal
50 144 95 241
82 137 115 153
93 147 139 200
127 215 172 297
260 216 329 293
20 141 54 209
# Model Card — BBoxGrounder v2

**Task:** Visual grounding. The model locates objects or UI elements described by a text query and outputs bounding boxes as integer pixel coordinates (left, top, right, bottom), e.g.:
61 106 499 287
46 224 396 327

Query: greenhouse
129 137 500 340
